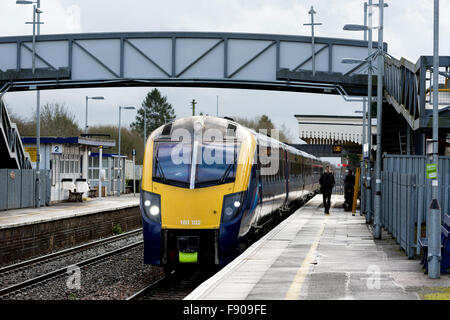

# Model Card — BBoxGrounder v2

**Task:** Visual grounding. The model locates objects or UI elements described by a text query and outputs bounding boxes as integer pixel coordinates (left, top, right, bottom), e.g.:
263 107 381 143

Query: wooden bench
68 189 83 202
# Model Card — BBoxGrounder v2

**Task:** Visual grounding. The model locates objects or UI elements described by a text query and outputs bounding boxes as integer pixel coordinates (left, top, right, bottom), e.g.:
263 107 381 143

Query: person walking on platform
344 169 355 211
319 166 335 214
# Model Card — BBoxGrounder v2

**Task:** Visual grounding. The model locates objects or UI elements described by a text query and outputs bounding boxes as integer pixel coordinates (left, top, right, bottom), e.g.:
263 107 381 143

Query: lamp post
117 106 135 197
144 107 147 149
342 0 388 224
373 0 386 239
428 0 441 279
99 145 103 200
17 0 42 73
132 149 136 197
85 96 104 134
216 95 219 117
342 24 371 219
17 0 43 208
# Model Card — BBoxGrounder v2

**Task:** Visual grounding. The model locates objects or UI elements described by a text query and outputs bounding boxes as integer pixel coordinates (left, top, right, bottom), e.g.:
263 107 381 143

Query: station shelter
87 152 127 197
20 136 128 202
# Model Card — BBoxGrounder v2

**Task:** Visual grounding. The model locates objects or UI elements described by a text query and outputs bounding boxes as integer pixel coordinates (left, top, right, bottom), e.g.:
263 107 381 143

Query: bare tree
9 102 81 137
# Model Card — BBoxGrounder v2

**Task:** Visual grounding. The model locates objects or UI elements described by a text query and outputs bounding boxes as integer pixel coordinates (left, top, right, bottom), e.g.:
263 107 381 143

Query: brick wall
0 206 142 266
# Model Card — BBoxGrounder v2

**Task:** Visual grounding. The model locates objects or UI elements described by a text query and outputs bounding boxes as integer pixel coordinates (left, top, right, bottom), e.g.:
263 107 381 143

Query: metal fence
381 172 417 258
374 154 450 258
0 169 50 210
383 154 450 222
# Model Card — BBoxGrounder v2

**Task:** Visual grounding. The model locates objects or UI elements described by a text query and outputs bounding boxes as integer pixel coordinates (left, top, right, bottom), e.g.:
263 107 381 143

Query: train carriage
140 116 322 268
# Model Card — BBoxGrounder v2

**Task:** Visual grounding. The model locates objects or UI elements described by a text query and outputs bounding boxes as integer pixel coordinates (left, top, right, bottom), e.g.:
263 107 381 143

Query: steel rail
0 229 142 274
126 276 168 300
0 240 143 297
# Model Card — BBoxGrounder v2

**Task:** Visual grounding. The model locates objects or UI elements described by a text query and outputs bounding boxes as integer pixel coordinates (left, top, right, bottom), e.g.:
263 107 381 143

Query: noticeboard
25 147 37 162
426 163 437 179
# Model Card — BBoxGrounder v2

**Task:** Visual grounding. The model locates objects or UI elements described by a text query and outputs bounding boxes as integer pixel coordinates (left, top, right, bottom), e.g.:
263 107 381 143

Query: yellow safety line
284 215 329 300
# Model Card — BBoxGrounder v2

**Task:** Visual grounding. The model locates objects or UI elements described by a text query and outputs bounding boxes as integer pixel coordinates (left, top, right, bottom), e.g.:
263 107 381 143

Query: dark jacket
344 173 355 186
319 172 335 195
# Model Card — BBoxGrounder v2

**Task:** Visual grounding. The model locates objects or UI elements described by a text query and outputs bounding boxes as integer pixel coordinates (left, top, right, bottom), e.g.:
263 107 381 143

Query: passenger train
140 116 323 269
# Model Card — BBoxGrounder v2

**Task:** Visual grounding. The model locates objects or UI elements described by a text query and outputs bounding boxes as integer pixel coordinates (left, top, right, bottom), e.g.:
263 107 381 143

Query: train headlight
221 192 244 223
150 205 160 216
141 191 161 223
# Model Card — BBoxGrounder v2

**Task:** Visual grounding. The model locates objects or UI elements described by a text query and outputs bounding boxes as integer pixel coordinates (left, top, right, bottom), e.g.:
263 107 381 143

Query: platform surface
0 194 139 229
186 195 450 300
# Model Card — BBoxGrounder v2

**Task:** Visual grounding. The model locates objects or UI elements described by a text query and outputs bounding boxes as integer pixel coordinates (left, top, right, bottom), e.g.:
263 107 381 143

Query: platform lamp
17 0 44 208
341 1 385 224
17 1 43 72
342 56 371 219
343 0 389 238
85 96 105 134
117 106 136 196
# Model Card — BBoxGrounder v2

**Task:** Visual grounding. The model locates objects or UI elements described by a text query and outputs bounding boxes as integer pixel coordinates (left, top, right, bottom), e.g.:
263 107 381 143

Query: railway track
0 230 144 298
127 268 216 300
0 229 142 274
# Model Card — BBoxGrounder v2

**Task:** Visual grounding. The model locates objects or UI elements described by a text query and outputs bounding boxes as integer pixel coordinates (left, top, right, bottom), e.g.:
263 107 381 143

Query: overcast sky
1 0 449 143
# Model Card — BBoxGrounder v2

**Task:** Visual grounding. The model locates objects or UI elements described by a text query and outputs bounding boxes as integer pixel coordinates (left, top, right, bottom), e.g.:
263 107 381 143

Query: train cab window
195 142 240 187
153 142 191 186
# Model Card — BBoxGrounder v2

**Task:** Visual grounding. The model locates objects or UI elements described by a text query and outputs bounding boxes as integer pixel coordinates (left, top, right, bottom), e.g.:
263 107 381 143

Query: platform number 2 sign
52 144 63 154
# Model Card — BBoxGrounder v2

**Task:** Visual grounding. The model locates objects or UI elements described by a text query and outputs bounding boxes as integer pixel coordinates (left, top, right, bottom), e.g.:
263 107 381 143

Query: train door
273 147 287 210
257 138 274 220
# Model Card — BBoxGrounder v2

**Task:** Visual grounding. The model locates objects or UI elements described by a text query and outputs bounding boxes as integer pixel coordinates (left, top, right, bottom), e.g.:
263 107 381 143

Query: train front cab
140 120 256 268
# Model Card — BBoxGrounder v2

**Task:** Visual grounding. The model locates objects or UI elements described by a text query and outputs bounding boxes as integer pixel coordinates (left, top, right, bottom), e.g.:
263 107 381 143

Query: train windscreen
153 141 239 188
153 142 191 185
195 142 239 186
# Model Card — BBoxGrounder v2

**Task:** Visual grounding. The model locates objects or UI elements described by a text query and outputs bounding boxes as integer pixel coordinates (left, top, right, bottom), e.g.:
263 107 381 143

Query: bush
112 224 123 235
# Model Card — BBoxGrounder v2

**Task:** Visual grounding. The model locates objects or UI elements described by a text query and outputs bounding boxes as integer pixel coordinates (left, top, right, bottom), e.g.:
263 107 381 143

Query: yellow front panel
141 137 154 192
154 182 234 229
233 133 256 193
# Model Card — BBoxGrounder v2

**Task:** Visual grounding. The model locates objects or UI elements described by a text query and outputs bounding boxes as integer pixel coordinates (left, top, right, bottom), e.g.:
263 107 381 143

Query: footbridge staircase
384 55 450 131
0 97 32 169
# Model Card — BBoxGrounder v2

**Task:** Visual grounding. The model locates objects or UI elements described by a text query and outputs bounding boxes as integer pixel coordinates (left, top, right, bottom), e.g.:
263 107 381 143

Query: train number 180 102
180 220 201 226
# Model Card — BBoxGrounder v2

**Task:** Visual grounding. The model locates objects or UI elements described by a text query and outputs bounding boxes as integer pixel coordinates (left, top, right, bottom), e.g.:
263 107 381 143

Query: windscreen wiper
154 148 167 183
218 163 235 184
218 144 237 184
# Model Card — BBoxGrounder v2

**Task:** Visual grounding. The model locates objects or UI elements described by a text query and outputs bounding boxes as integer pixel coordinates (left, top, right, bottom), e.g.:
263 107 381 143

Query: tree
234 114 292 143
38 102 82 136
131 89 176 139
9 102 81 137
8 112 35 136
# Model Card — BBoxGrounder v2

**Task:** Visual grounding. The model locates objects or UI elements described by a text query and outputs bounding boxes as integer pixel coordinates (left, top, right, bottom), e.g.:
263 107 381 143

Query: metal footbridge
0 31 379 96
0 31 448 164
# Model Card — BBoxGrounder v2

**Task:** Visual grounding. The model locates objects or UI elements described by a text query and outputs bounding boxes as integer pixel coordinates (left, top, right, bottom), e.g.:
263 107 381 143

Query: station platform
186 195 450 300
0 194 139 230
0 194 140 265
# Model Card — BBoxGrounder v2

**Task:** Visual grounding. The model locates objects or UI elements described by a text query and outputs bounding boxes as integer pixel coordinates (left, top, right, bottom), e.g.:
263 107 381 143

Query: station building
295 114 377 146
21 136 128 202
